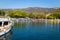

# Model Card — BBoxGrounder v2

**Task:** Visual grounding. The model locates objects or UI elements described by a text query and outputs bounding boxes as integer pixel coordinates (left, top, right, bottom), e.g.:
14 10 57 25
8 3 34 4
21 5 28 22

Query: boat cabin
0 18 10 27
0 18 12 36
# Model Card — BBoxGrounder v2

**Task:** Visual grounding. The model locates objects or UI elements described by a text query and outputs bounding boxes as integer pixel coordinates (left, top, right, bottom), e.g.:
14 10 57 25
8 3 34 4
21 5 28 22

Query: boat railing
0 27 4 29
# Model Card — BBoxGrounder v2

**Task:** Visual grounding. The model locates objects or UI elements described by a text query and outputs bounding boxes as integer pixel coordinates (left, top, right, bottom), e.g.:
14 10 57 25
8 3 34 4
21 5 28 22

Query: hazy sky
0 0 60 8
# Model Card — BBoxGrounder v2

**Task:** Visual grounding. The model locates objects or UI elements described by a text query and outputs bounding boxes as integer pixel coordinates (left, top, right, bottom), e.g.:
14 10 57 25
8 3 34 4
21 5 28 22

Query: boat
0 17 13 36
0 30 12 40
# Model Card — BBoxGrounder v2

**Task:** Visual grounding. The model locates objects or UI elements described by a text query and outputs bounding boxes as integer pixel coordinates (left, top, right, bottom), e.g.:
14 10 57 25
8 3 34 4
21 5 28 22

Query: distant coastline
12 18 60 23
0 7 60 19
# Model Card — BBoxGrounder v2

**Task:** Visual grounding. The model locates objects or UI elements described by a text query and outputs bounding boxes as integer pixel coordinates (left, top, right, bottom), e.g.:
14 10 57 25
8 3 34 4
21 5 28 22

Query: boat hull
0 21 13 36
0 26 11 36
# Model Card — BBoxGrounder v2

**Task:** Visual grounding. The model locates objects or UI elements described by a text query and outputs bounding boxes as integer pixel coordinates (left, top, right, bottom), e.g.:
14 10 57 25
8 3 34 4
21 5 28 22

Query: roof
0 18 10 21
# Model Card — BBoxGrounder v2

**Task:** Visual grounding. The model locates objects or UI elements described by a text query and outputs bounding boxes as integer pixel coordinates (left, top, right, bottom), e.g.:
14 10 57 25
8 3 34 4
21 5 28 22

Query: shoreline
11 18 60 20
11 18 60 23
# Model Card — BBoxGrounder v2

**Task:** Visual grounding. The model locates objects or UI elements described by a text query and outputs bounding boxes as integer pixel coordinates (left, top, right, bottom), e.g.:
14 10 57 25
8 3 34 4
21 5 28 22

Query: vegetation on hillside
0 8 60 19
0 10 5 16
7 10 46 19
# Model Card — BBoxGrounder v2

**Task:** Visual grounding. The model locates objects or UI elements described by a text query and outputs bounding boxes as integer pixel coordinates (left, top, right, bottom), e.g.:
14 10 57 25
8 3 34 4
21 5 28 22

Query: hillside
1 7 60 14
21 7 52 13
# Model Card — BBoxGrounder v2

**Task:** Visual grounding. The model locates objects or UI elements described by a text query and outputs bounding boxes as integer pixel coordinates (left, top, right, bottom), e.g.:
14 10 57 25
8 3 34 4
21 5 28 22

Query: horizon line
0 7 60 9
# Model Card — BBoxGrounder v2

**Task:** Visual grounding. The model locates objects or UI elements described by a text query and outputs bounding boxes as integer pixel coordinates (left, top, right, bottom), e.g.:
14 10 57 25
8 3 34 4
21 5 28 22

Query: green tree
28 13 33 18
8 10 28 18
0 10 5 16
48 12 60 19
38 13 46 19
7 10 14 17
21 12 28 18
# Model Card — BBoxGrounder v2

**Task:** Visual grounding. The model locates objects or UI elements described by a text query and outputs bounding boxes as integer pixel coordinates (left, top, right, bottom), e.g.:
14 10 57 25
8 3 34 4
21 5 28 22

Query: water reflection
0 30 13 40
14 20 60 34
13 21 60 40
2 20 60 40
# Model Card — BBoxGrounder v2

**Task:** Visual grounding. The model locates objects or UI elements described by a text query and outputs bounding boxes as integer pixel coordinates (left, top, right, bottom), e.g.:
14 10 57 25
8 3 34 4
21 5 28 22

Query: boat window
0 22 2 26
3 21 8 25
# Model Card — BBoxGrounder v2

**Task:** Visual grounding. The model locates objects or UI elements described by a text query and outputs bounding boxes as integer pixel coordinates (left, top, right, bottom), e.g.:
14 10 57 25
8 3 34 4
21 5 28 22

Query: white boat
0 17 13 36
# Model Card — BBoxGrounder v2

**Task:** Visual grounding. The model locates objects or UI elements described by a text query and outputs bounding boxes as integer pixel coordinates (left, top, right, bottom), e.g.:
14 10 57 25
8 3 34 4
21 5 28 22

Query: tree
7 10 15 17
0 10 5 16
21 12 28 18
38 13 46 19
32 13 37 18
7 10 28 18
28 13 33 18
48 12 60 19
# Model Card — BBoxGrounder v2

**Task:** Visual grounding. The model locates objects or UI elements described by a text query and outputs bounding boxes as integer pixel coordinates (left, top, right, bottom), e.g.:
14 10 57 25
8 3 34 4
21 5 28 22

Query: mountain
1 7 60 14
21 7 53 13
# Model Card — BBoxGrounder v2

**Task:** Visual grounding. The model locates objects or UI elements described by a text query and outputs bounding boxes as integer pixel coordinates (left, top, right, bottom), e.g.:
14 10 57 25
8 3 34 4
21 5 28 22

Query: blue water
0 22 60 40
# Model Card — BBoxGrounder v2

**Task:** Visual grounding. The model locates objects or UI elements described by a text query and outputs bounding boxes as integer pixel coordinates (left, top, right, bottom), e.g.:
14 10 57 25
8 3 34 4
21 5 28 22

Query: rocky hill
1 7 60 14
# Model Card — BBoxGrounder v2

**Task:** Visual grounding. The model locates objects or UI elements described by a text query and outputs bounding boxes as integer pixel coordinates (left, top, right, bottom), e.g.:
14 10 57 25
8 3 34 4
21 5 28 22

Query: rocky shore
11 18 60 23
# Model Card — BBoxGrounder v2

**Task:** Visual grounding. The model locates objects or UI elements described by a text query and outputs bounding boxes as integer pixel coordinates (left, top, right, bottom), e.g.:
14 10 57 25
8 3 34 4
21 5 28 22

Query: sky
0 0 60 8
